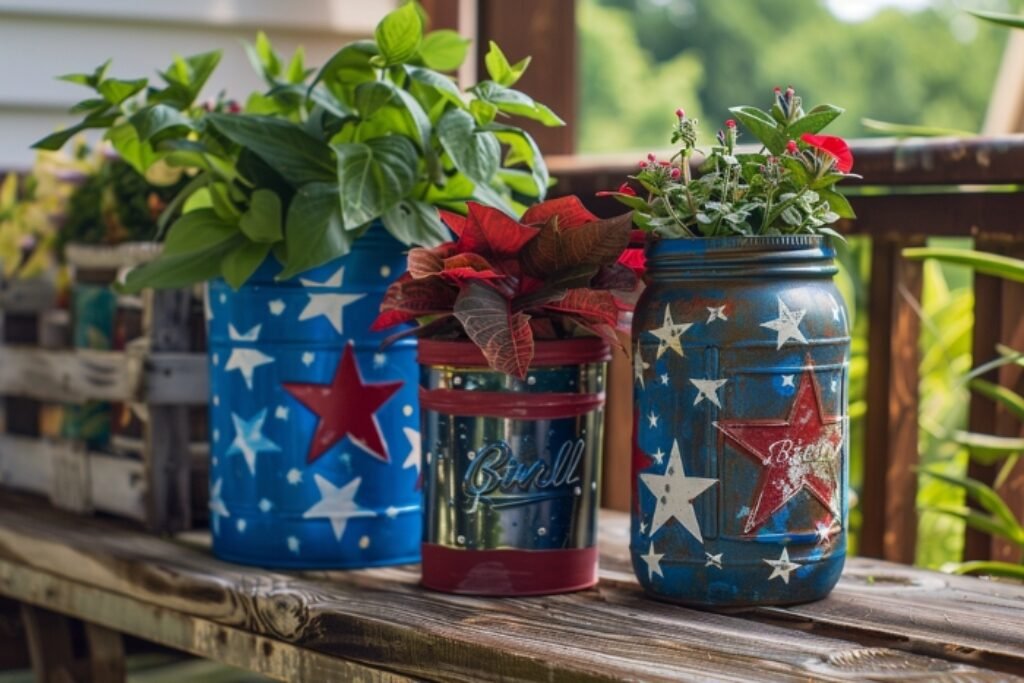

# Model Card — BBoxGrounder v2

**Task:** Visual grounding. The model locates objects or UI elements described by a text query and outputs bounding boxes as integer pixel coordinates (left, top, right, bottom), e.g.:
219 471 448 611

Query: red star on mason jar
715 366 842 534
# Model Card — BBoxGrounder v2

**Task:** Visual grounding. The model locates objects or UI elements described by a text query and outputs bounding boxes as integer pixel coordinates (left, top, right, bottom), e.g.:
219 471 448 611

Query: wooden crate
0 245 209 532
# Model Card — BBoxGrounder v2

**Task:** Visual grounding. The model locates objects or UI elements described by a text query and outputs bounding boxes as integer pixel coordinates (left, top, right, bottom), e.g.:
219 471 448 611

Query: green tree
581 0 1008 149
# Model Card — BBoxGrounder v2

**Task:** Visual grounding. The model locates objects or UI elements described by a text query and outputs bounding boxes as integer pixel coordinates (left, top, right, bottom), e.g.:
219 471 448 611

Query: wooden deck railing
550 135 1024 566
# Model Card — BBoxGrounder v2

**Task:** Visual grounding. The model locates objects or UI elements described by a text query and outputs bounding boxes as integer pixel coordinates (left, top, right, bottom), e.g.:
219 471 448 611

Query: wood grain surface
0 494 1020 682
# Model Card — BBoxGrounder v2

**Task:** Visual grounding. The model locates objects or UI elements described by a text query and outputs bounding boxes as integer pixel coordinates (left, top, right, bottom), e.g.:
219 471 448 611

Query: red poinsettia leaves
529 317 558 339
542 288 621 328
520 211 633 278
438 209 467 236
371 274 458 331
438 253 504 282
408 247 445 279
800 133 854 173
521 195 599 229
453 282 535 378
460 202 539 257
617 247 646 276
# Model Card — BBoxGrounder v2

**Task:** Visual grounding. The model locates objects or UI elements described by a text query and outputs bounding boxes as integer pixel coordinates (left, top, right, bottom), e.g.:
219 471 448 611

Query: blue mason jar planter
631 235 849 606
206 225 421 568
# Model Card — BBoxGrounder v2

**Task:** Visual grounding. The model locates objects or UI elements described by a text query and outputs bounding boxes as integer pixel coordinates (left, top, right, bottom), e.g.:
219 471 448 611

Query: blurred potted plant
35 3 562 568
605 87 858 606
373 196 641 594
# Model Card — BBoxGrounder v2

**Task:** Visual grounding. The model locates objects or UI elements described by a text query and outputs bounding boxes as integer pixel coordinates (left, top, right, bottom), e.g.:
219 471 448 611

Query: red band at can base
421 544 599 596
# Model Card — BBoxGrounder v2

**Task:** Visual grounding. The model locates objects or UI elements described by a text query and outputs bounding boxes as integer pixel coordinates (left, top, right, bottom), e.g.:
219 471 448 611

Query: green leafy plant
372 196 641 378
604 87 858 239
905 245 1024 579
34 2 562 291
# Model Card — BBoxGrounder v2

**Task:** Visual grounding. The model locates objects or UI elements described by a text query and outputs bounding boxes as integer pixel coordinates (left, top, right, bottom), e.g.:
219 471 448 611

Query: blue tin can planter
206 227 421 568
419 339 610 596
67 280 118 449
631 235 849 606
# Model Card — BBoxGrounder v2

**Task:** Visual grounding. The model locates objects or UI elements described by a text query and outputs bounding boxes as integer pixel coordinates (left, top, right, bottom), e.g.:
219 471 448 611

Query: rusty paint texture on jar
631 235 850 606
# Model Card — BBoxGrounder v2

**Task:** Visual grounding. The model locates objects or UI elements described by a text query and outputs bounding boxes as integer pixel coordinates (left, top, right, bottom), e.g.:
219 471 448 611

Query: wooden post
84 622 126 683
601 332 632 512
965 238 1024 563
860 237 924 563
143 289 195 532
20 604 78 683
476 0 577 155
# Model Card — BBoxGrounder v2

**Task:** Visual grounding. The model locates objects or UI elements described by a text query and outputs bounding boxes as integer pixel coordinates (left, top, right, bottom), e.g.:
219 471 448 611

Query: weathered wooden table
0 492 1021 682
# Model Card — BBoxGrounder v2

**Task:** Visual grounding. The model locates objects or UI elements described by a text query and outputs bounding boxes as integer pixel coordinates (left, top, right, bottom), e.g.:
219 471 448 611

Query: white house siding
0 0 396 168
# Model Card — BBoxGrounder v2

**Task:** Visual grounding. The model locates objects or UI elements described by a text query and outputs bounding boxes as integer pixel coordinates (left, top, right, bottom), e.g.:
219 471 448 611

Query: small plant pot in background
631 235 850 606
206 226 421 568
418 338 610 596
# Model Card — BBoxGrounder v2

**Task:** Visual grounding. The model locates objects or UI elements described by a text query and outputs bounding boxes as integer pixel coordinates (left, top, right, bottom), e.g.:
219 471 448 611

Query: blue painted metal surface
631 235 849 606
67 282 118 449
206 226 421 568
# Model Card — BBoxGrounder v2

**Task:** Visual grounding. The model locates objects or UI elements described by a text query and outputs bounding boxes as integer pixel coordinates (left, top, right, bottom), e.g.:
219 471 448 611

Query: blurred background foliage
578 0 1009 152
578 0 1012 568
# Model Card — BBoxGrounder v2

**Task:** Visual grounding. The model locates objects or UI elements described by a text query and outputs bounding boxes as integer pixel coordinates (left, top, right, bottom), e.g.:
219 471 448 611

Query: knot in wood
253 589 308 640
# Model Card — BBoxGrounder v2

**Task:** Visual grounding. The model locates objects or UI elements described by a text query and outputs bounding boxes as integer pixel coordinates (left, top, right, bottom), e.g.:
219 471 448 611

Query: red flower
725 119 736 129
596 182 637 198
800 133 854 173
675 108 685 119
785 140 799 155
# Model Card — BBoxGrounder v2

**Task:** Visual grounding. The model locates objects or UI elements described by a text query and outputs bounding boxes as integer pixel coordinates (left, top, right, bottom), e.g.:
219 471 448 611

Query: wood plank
0 494 1017 682
861 238 924 563
143 290 195 533
0 346 206 404
0 434 147 521
601 332 631 511
0 598 30 670
2 565 407 683
477 0 576 155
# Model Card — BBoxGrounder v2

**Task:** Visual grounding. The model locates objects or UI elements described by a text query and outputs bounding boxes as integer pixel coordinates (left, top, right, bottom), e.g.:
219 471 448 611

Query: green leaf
920 469 1023 537
105 122 160 175
483 41 531 87
819 188 856 219
69 98 111 115
729 105 788 155
120 234 244 292
246 31 282 80
311 41 378 96
381 199 450 247
32 112 119 151
968 8 1024 31
418 29 470 71
162 209 238 256
786 104 844 138
130 104 193 142
453 281 534 378
406 66 464 108
355 80 398 116
286 47 307 84
902 247 1024 284
952 430 1024 463
97 77 147 105
209 182 241 222
59 60 111 88
334 135 418 230
437 108 501 185
470 99 498 126
920 505 1022 545
473 81 564 126
969 378 1024 423
278 182 352 280
238 189 283 243
221 241 272 289
375 2 423 67
861 118 973 138
948 561 1024 579
490 125 549 199
207 113 335 186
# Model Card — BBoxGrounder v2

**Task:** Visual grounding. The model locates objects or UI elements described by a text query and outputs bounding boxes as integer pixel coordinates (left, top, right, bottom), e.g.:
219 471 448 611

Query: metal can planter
419 339 610 596
206 226 420 568
631 235 849 606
